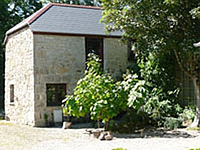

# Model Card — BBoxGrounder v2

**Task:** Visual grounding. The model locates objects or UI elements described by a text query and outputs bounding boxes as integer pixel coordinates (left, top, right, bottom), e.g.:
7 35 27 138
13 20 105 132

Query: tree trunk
190 78 200 127
104 120 109 131
97 119 100 128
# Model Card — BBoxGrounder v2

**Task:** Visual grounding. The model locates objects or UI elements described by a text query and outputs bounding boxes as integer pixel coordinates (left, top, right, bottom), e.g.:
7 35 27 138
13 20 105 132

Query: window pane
85 37 103 66
10 84 14 103
46 84 66 106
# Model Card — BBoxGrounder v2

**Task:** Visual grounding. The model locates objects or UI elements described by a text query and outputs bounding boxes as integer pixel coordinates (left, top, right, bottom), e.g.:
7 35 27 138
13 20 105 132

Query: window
10 84 14 103
46 84 66 106
85 37 103 66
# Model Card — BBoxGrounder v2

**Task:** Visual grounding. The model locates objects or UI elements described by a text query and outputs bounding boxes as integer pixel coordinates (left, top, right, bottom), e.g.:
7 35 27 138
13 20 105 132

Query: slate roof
5 3 122 41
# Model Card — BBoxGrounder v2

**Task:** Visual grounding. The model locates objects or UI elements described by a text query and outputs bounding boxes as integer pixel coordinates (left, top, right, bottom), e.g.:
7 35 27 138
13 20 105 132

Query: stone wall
5 31 128 126
33 35 127 126
33 35 85 126
5 27 35 126
104 38 127 79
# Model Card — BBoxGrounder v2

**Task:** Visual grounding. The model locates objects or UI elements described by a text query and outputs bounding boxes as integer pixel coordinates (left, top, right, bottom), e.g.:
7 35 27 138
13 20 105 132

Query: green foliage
163 106 196 129
172 104 183 117
44 113 49 125
112 148 127 150
179 106 196 123
101 0 200 126
63 54 127 128
164 117 182 129
64 53 180 128
101 0 200 60
7 0 43 20
120 73 144 109
127 51 180 126
121 68 178 126
115 27 179 127
0 0 10 109
63 95 81 117
64 54 184 129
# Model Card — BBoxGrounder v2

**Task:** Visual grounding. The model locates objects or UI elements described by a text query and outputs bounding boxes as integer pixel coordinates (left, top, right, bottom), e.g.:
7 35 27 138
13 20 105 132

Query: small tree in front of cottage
63 54 127 130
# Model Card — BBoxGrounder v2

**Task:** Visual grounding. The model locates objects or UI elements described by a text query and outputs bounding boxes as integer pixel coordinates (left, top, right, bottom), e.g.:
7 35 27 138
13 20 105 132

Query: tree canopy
101 0 200 126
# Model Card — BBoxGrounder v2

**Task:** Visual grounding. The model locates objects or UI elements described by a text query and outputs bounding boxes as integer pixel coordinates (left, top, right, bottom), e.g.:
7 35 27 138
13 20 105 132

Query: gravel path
0 120 200 150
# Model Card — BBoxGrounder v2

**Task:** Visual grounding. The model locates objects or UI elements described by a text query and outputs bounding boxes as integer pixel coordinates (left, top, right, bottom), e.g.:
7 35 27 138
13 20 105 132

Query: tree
63 54 127 130
7 0 43 21
101 0 200 127
0 0 10 109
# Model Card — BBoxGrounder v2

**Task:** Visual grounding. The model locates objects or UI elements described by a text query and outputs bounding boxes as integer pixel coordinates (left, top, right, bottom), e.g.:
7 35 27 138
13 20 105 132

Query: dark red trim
32 31 122 38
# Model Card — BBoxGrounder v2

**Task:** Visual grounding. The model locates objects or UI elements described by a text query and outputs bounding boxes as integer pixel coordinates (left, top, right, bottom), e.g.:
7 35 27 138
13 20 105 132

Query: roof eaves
32 31 122 38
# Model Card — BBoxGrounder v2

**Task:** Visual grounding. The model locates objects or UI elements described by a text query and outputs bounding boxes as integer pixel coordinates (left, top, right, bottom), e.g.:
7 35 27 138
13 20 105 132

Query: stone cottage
4 3 129 126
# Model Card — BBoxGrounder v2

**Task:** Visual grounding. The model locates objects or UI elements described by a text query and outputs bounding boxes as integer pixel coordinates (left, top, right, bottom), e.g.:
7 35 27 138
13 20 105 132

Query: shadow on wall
0 95 4 111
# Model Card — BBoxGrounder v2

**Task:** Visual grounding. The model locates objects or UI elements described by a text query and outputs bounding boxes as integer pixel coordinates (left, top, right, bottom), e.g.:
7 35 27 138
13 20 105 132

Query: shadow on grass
114 128 198 139
35 122 94 129
57 122 199 139
4 120 197 140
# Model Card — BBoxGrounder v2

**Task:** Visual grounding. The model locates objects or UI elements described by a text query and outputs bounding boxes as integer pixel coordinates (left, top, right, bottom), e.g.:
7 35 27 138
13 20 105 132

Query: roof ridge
50 3 102 10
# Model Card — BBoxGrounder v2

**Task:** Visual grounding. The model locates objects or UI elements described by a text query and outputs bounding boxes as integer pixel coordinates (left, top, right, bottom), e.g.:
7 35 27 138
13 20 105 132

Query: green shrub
179 106 195 123
63 53 182 131
121 71 177 126
163 106 196 129
63 54 127 130
164 117 182 129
